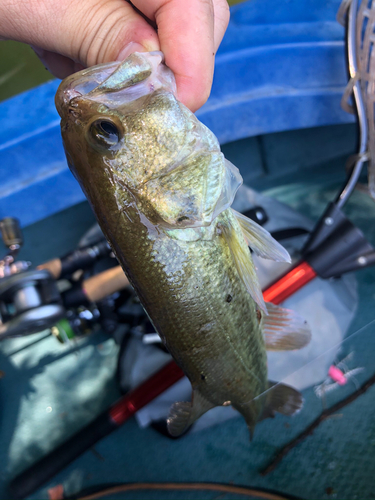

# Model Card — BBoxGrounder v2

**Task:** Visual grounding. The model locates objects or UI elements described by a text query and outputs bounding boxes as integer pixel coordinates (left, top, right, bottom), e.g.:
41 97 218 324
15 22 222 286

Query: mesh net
357 1 375 196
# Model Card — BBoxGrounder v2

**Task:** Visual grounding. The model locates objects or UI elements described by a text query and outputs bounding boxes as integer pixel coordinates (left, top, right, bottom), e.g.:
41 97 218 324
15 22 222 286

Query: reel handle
0 217 23 253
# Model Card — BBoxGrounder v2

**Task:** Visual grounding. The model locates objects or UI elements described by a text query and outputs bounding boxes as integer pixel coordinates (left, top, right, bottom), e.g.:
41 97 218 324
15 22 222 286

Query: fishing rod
265 0 375 301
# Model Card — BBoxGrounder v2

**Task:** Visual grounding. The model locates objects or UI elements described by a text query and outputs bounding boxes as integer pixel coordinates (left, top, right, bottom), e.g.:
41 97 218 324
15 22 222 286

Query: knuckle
73 1 128 66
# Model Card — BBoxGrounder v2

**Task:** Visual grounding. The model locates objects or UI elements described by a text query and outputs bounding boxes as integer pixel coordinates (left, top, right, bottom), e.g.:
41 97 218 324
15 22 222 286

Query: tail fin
261 381 303 420
237 382 303 439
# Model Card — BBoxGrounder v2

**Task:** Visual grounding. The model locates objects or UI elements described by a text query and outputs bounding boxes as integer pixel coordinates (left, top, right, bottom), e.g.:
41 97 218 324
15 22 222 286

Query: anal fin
263 302 311 351
261 381 303 420
167 390 214 437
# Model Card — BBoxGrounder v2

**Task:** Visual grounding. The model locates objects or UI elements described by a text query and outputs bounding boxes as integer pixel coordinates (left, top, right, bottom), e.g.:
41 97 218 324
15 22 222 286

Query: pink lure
328 365 347 385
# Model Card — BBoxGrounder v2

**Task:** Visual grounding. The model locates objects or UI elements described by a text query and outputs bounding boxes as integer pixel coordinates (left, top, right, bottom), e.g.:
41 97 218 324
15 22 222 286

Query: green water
0 41 52 102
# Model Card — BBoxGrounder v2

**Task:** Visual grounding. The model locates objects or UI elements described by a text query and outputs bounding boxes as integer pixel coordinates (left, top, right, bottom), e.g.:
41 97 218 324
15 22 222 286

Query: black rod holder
302 202 375 278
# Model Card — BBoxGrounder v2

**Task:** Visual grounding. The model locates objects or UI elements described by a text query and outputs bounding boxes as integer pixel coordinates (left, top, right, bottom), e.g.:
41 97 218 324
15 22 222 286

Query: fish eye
88 118 121 148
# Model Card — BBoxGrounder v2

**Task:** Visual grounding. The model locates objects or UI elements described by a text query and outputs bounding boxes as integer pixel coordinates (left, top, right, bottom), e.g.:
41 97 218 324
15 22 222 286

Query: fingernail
117 42 147 61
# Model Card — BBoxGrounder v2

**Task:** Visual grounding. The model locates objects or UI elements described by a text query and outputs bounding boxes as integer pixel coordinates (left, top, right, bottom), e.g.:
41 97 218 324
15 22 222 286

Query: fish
55 52 311 437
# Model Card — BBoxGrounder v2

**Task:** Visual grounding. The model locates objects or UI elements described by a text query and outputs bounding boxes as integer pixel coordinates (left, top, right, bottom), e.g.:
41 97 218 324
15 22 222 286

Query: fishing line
252 317 375 403
65 481 300 500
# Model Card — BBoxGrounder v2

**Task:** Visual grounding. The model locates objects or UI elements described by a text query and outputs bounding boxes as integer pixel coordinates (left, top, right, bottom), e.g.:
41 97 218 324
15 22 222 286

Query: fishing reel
0 217 140 343
0 269 65 339
0 218 65 340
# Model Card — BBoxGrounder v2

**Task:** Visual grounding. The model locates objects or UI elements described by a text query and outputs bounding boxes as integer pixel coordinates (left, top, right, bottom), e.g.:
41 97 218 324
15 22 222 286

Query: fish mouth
55 61 121 118
55 51 174 119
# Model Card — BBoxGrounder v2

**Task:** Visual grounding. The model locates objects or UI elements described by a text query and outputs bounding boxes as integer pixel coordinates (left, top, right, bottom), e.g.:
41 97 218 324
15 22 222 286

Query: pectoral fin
167 390 214 437
261 381 303 420
263 302 311 351
221 217 266 312
232 209 291 263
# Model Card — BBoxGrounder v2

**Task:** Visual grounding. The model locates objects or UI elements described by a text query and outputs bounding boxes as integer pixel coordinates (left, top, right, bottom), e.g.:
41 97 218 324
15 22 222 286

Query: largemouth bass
56 52 311 437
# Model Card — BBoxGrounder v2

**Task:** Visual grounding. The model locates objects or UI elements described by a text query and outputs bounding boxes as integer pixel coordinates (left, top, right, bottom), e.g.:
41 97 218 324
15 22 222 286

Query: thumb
0 0 160 72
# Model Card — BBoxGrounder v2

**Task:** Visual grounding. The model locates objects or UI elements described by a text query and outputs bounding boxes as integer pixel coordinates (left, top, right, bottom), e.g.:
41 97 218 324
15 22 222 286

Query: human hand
0 0 229 111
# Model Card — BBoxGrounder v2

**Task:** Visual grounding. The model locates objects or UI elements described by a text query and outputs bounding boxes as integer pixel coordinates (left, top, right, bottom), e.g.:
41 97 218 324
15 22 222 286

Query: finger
133 0 216 112
32 47 85 79
73 1 160 68
213 0 230 52
0 0 160 73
